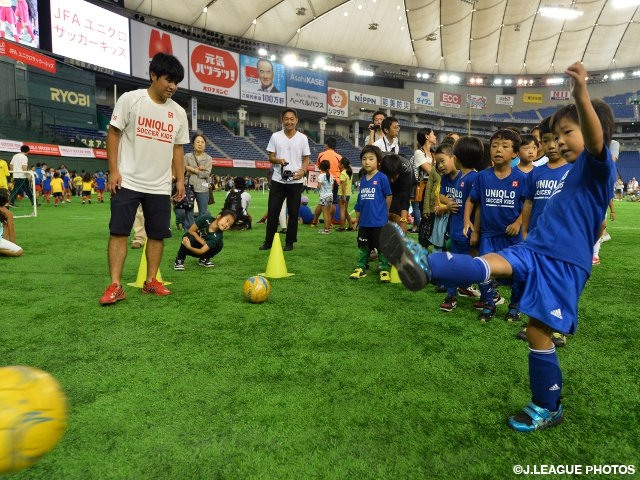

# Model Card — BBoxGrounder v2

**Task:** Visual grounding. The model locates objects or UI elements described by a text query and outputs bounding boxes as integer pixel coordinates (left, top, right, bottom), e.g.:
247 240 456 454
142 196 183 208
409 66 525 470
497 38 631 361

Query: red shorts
0 7 16 23
15 0 29 21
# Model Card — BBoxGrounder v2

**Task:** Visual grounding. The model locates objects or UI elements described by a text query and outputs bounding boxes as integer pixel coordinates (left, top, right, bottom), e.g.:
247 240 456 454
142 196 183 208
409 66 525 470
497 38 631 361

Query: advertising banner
0 40 56 73
440 91 462 109
467 94 487 110
550 90 570 101
523 93 543 104
50 0 130 75
286 69 327 113
130 22 189 82
495 94 514 106
327 88 349 117
381 97 410 110
414 89 435 107
240 55 286 106
349 91 380 106
188 42 239 98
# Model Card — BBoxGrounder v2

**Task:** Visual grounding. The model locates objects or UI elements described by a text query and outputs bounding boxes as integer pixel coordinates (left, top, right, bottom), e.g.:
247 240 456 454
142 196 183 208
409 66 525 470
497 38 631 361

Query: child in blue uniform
464 129 526 322
380 61 615 432
350 145 392 282
439 136 483 312
518 115 574 345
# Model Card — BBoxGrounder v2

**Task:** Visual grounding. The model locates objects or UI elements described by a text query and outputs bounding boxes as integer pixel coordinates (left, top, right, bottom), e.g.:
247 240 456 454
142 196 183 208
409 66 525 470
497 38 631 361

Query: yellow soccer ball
0 366 68 474
242 275 271 303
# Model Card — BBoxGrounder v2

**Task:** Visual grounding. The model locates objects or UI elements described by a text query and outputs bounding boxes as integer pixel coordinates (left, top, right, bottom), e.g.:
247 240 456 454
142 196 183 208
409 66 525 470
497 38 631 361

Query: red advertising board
0 40 56 73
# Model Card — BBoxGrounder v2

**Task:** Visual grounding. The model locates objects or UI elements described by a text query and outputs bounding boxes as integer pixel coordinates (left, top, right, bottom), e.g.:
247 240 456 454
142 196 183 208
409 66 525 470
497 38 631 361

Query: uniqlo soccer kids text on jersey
525 163 573 232
470 168 527 239
449 170 478 243
354 172 392 228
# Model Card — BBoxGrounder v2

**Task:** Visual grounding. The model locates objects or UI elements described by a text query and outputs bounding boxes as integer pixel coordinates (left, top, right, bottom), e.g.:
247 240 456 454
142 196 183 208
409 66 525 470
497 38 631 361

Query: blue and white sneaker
508 402 564 432
379 222 431 291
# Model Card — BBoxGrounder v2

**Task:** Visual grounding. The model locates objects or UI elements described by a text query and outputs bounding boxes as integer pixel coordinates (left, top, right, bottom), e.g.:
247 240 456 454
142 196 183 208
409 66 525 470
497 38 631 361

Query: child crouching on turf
380 62 615 432
350 145 392 282
173 209 236 270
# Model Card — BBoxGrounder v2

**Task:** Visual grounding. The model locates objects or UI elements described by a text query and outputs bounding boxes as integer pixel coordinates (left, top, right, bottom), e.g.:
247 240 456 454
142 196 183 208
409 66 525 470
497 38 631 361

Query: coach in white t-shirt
259 108 310 252
8 145 35 206
99 52 189 305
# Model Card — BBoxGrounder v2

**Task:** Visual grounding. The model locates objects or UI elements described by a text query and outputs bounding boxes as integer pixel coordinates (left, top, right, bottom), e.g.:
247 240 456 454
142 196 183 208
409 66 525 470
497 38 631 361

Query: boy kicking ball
380 61 615 432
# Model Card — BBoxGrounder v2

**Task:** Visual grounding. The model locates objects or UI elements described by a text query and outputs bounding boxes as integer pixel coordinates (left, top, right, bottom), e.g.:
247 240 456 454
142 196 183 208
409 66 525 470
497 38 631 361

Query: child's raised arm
565 62 604 158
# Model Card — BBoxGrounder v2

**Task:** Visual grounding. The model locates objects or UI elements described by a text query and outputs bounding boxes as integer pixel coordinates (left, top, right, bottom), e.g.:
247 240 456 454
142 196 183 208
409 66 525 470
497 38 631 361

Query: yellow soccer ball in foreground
0 366 68 474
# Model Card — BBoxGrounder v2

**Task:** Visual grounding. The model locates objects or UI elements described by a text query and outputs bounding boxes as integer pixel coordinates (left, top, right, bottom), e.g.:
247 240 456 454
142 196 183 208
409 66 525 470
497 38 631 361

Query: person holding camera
259 108 310 252
373 116 401 154
367 110 386 145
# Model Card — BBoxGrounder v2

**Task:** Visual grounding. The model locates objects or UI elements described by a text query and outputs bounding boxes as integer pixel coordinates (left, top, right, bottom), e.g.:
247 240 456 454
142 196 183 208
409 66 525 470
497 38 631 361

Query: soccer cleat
440 296 457 312
258 243 272 251
173 259 185 270
473 294 505 311
551 332 567 348
379 270 390 283
198 259 215 268
99 283 126 305
508 402 564 432
457 286 481 298
379 222 430 292
601 232 611 242
319 229 331 234
592 256 600 265
283 243 294 251
142 278 171 296
505 304 521 323
478 306 496 323
349 268 367 279
516 327 528 341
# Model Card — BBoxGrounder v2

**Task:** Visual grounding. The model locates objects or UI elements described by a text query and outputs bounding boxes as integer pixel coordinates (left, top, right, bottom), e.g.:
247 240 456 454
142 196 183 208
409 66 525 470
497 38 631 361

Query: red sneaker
99 283 126 305
142 278 172 296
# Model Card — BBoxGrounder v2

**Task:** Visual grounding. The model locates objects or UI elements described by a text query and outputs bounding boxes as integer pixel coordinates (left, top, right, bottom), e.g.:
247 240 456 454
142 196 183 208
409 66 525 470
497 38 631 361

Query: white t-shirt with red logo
110 89 189 195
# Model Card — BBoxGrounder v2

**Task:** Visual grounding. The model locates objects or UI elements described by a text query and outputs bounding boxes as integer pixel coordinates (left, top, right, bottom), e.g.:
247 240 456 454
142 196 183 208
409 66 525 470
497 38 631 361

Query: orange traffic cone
127 240 171 287
260 234 294 278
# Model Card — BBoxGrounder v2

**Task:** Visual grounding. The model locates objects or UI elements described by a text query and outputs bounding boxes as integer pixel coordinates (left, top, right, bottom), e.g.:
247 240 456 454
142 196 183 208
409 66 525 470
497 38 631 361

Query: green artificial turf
2 194 639 479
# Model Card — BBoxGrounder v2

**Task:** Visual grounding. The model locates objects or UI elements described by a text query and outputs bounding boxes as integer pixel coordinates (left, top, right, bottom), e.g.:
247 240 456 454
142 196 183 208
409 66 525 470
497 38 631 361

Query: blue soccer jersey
525 147 615 272
470 167 527 238
354 171 392 228
95 176 107 191
449 170 478 243
525 163 573 232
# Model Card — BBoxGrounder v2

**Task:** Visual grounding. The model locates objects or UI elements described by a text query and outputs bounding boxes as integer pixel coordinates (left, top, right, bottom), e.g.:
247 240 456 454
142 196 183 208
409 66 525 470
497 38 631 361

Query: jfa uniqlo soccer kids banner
130 22 189 82
188 41 239 98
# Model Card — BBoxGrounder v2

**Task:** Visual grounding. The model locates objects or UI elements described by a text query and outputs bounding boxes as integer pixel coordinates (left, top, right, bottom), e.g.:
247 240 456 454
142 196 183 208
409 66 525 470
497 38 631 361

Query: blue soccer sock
428 252 491 288
529 347 563 411
478 280 496 305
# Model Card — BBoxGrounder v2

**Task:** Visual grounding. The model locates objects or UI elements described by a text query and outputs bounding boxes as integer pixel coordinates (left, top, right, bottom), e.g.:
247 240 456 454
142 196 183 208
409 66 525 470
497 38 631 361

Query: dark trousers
265 181 303 246
9 178 34 205
176 234 222 261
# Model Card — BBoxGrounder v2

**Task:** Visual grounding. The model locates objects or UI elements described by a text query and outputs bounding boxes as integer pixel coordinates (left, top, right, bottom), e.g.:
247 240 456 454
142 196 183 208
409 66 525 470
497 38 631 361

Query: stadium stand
616 151 640 183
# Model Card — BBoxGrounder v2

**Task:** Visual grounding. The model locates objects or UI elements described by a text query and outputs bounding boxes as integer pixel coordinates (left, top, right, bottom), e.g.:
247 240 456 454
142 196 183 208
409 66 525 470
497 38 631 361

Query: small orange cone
260 234 294 278
390 265 401 283
127 240 171 287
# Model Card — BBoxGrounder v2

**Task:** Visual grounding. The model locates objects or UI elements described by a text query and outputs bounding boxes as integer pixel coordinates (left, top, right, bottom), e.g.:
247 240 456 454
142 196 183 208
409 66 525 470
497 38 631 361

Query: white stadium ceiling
126 0 640 76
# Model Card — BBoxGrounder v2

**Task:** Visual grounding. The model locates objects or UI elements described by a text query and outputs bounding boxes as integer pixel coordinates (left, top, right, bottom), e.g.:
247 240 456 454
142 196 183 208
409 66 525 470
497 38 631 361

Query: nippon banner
286 69 328 113
467 94 487 110
327 88 349 117
440 91 462 109
349 91 380 106
130 22 189 82
550 90 570 101
414 89 435 107
495 95 514 106
188 42 240 98
239 55 286 106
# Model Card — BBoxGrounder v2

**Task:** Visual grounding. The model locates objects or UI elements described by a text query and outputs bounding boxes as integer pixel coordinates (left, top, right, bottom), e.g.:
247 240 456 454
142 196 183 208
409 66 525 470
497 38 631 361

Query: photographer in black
367 110 386 145
259 108 310 251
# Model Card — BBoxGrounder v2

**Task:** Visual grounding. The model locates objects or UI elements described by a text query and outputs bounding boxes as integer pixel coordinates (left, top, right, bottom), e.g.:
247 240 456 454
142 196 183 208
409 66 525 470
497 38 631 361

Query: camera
281 170 294 181
368 124 381 131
